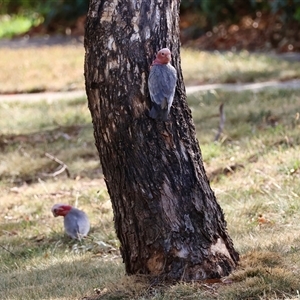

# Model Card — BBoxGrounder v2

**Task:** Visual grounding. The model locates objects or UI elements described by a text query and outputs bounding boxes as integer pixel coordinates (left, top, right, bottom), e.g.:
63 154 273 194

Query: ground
1 35 300 300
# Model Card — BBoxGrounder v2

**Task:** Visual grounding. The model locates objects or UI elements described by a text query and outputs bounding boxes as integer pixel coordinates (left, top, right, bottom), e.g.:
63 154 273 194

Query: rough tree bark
84 0 239 281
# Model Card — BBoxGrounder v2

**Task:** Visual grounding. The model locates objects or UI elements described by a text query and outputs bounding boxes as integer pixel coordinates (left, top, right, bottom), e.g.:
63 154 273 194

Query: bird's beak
52 210 58 217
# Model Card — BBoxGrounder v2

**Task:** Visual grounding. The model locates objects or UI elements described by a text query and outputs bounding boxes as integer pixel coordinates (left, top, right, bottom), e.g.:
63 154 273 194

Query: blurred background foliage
0 0 88 21
0 0 300 51
181 0 300 23
0 0 88 37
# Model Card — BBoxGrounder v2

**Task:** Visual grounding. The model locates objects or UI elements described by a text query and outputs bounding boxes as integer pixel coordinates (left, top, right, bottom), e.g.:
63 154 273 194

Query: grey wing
148 65 177 108
64 214 79 239
64 210 90 239
77 212 90 236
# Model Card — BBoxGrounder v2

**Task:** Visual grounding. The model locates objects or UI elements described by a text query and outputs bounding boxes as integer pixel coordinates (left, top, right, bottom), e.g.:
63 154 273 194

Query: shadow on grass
0 123 102 184
0 217 118 263
0 124 90 149
81 244 300 300
1 247 123 300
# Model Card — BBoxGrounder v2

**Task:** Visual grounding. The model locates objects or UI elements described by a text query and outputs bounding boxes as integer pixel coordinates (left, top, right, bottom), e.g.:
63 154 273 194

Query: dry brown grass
1 43 300 93
181 49 300 86
0 45 84 93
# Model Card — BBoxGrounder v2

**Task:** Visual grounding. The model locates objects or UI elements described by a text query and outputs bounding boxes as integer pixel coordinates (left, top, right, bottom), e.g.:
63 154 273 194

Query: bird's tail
149 102 169 121
149 107 168 121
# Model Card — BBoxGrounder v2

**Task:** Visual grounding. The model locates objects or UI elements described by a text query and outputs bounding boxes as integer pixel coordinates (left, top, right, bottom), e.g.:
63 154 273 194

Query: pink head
51 204 72 217
152 48 172 65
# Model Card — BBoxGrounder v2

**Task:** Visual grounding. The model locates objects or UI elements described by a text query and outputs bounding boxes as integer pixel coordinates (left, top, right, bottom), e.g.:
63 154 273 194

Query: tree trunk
84 0 239 281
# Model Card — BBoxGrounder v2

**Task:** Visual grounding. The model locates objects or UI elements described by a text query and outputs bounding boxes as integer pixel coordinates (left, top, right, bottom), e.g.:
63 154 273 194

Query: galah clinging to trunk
51 204 90 240
148 48 177 121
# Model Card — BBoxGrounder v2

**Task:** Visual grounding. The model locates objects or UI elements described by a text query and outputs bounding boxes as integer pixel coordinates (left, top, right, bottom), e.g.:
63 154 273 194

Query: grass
181 48 300 85
1 90 299 299
0 46 300 299
1 44 300 93
0 45 84 93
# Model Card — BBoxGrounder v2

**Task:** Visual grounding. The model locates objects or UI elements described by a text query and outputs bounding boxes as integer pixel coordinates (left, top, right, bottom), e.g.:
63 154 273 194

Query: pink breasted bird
51 204 90 240
148 48 177 121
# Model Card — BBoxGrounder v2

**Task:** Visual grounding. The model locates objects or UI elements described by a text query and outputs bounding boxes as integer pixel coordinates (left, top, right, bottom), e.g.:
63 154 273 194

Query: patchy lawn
0 87 300 299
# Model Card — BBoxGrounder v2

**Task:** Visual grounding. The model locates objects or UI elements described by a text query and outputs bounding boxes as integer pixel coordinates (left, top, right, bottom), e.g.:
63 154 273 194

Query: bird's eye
161 53 165 56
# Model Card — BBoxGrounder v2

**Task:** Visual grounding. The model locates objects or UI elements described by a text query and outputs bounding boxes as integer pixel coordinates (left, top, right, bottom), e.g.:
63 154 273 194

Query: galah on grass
148 47 177 121
51 204 90 240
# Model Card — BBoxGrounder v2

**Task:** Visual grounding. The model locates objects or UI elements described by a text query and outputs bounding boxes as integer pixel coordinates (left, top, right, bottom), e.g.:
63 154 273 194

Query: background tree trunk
84 0 239 281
